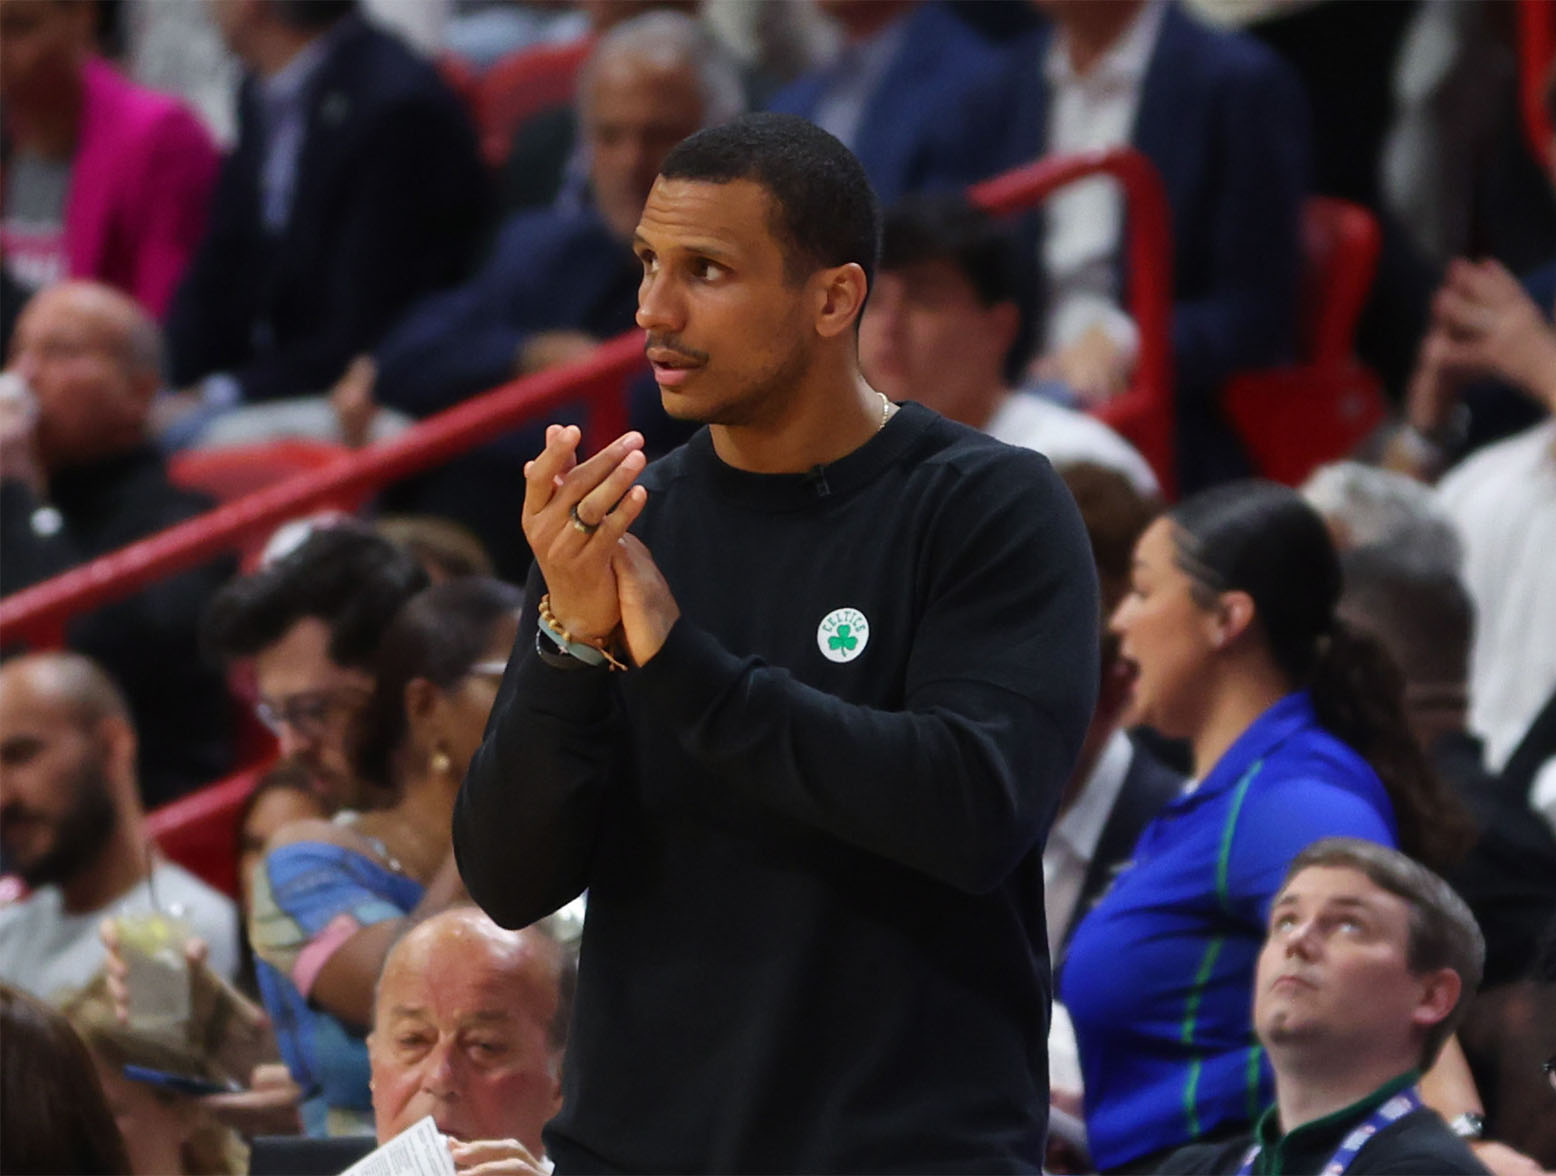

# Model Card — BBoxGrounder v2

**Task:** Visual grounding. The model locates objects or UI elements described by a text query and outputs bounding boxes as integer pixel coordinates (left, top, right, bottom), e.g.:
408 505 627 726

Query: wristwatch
534 629 605 670
1448 1111 1485 1141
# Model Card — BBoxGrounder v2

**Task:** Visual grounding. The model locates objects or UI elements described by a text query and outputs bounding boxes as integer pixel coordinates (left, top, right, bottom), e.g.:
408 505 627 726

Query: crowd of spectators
2 0 1554 1173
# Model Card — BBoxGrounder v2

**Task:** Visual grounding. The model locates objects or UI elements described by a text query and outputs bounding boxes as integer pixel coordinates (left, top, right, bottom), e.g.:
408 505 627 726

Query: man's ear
989 300 1021 357
96 714 138 785
814 263 870 339
1412 967 1462 1034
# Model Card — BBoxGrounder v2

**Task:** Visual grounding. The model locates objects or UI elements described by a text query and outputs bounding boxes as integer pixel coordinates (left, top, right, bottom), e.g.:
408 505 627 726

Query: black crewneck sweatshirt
455 402 1100 1173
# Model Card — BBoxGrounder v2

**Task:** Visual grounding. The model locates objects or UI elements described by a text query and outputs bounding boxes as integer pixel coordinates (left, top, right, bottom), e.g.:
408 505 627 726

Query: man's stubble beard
667 319 815 430
15 755 119 889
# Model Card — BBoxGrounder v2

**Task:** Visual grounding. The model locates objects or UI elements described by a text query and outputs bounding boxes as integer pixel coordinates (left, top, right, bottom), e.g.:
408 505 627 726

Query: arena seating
1223 197 1389 487
7 149 1398 889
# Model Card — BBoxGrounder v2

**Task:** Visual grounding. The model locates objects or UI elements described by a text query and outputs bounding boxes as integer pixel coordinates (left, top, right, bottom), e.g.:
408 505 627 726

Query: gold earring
430 748 452 777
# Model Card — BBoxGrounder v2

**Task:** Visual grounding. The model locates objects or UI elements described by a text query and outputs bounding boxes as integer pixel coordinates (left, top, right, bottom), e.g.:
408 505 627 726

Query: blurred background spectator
158 0 488 446
331 7 738 575
0 652 239 1001
202 522 428 813
243 577 520 1136
0 981 133 1175
0 0 218 321
62 980 249 1175
861 194 1159 495
763 0 1006 204
1064 481 1469 1171
915 0 1312 490
1 281 234 803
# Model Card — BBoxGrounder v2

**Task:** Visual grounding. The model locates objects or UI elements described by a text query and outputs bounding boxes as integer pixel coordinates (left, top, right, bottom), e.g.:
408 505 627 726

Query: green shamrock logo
828 624 858 653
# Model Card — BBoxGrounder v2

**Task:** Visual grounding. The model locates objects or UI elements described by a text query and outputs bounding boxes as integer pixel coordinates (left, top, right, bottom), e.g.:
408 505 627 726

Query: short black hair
659 112 880 289
202 522 429 672
879 193 1039 375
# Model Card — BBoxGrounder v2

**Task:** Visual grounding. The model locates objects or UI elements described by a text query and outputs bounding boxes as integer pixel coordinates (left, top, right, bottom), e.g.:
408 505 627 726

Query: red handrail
1 148 1175 648
969 147 1176 497
1518 0 1555 170
0 334 641 647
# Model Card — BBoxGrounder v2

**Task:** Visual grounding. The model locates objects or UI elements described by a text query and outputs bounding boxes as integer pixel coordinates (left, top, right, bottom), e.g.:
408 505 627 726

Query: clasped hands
522 424 679 667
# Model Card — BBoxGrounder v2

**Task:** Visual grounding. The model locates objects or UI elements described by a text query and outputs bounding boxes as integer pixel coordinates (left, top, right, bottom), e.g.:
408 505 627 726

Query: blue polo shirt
1061 692 1397 1170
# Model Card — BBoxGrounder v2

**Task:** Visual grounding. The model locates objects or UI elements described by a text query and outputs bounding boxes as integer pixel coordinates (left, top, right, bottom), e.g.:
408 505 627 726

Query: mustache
0 803 45 831
644 334 709 365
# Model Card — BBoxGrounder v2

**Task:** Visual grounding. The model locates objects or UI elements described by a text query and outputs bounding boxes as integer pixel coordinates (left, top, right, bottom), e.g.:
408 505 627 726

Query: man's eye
397 1035 430 1051
693 260 722 281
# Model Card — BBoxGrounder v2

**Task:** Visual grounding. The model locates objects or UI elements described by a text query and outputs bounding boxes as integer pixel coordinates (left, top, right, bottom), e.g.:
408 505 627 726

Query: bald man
0 652 239 999
1 280 235 804
367 908 572 1169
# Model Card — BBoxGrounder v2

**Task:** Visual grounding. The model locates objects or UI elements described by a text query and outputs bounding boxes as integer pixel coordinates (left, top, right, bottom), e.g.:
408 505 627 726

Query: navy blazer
764 2 1004 206
167 17 488 403
373 204 641 417
916 3 1312 406
1060 735 1183 960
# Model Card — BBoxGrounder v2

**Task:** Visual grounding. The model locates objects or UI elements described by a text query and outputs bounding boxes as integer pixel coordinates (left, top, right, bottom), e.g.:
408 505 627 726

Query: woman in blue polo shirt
1062 481 1470 1172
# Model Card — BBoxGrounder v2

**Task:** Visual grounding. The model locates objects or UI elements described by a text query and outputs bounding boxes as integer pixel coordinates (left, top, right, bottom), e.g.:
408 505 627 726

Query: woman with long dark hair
246 577 523 1136
1061 480 1471 1172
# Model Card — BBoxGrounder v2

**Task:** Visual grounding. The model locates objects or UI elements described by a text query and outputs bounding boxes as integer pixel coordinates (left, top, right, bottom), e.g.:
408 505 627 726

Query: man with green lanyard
1159 838 1490 1175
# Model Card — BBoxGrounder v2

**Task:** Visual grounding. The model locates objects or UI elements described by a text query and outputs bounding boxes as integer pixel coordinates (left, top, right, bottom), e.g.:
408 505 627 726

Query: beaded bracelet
537 593 628 671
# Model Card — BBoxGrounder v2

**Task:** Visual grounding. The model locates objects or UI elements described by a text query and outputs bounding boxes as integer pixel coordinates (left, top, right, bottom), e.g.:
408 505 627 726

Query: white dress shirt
1436 420 1556 773
1040 0 1167 360
986 388 1161 495
1043 727 1136 964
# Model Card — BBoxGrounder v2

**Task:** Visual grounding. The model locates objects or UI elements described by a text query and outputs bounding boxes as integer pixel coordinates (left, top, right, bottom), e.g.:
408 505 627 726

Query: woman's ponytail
1309 619 1475 871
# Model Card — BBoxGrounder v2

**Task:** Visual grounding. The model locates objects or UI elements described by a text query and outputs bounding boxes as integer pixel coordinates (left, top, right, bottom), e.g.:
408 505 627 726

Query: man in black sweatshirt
453 113 1100 1174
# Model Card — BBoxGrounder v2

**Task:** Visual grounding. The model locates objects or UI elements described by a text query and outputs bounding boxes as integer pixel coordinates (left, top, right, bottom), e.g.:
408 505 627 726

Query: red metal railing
970 147 1176 496
0 335 640 647
0 147 1174 651
1519 0 1555 170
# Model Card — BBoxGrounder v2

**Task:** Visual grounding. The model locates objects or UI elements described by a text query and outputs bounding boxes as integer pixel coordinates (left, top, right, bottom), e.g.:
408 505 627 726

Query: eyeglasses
254 688 368 739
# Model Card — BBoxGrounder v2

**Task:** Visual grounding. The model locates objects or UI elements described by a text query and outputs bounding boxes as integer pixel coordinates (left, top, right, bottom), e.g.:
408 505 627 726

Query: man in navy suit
160 0 486 441
764 1 1004 206
328 11 735 576
917 0 1312 490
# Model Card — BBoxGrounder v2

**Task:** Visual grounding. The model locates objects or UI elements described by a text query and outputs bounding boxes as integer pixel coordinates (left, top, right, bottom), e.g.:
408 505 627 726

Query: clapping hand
522 425 648 644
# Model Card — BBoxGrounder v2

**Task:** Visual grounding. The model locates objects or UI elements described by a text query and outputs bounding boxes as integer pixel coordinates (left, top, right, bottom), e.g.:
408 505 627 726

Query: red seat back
476 39 593 168
1223 197 1389 486
1299 196 1382 366
1518 0 1555 170
146 766 270 899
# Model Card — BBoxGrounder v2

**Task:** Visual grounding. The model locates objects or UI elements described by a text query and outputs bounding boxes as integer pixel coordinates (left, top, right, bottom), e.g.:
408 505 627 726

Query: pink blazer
65 58 219 317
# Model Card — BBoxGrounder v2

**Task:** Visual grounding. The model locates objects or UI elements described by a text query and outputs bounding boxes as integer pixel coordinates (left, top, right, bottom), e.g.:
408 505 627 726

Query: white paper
340 1116 456 1176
